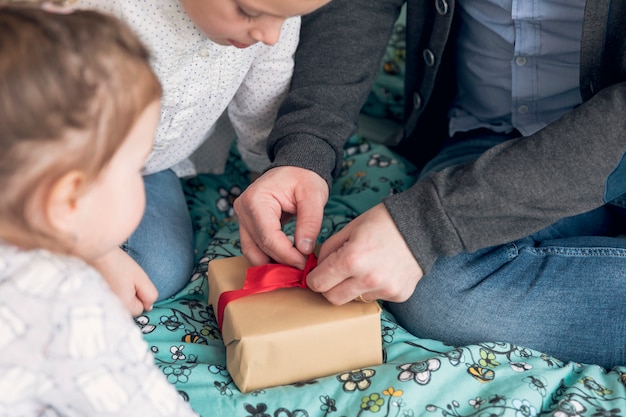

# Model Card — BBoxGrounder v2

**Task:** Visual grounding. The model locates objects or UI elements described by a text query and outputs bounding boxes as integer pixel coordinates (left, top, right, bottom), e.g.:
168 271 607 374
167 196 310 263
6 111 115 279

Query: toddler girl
78 0 332 314
0 4 199 415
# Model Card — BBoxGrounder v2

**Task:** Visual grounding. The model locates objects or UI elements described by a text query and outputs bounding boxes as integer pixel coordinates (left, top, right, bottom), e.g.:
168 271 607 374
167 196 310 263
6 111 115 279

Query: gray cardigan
267 0 626 274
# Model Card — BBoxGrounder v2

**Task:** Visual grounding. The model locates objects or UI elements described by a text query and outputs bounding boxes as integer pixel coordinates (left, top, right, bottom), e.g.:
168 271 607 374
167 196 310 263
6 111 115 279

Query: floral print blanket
138 137 626 416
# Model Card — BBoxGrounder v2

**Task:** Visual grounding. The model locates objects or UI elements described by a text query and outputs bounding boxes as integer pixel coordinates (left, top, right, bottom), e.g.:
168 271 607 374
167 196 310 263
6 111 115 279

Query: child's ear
45 170 86 235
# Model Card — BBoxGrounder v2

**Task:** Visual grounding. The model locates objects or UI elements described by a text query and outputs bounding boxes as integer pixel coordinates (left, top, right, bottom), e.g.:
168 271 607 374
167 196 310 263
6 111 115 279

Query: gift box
207 255 382 393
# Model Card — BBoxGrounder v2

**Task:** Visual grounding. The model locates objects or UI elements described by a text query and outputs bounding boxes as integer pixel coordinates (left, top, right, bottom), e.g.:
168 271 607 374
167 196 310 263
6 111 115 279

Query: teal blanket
139 137 626 416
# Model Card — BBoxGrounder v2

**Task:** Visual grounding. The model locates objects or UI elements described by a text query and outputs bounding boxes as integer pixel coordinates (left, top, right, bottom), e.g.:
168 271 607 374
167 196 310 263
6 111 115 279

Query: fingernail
298 238 314 254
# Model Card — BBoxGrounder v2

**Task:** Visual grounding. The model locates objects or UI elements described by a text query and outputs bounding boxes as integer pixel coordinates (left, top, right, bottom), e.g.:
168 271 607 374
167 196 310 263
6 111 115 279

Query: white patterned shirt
79 0 301 176
0 243 200 416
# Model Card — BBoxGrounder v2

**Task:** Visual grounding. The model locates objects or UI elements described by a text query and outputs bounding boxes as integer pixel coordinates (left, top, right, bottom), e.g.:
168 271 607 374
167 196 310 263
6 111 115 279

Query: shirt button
515 56 527 66
198 48 210 57
518 105 529 114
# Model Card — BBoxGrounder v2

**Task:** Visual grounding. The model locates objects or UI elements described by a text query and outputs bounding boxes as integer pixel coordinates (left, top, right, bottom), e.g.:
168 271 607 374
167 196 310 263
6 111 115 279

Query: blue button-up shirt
449 0 586 136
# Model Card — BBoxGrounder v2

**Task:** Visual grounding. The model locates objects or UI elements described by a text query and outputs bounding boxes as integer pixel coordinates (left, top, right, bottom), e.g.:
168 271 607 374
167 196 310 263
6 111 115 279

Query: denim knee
386 237 626 369
125 170 195 301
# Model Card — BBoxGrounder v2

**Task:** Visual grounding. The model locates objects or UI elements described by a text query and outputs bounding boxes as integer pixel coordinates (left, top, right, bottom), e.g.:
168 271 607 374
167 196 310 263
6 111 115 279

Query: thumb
294 196 325 256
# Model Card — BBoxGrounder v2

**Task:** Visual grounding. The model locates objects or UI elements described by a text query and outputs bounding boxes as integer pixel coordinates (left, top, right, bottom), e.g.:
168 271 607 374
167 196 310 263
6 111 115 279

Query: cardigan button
423 49 436 67
436 0 449 15
413 93 423 110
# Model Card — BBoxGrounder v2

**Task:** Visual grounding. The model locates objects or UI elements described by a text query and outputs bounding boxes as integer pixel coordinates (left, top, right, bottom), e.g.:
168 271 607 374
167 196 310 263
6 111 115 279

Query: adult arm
307 83 626 303
235 0 405 268
386 82 626 275
266 0 406 186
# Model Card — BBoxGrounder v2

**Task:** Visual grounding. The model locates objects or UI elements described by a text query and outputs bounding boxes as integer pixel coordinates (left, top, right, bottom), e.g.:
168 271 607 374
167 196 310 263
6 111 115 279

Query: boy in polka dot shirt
78 0 331 314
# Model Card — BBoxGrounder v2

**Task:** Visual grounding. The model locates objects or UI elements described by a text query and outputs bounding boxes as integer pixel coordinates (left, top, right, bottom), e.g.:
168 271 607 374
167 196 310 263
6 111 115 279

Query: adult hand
234 166 329 269
306 203 424 304
91 247 158 316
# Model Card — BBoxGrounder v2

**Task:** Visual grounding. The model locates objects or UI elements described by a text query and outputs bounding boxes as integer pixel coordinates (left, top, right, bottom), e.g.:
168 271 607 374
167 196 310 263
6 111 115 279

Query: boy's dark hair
0 5 162 249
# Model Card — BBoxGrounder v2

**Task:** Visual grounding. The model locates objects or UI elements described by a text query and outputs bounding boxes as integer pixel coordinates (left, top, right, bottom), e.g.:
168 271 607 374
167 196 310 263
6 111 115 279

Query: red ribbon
216 253 318 330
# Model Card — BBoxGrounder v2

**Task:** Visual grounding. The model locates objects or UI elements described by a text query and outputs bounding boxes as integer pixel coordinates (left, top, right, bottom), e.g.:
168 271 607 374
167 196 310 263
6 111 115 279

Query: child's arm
91 247 158 316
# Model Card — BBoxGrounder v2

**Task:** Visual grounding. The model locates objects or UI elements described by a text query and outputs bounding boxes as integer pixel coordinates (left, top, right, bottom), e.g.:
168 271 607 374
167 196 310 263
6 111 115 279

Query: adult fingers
236 194 308 268
293 184 327 256
239 220 307 268
306 229 362 303
308 204 424 304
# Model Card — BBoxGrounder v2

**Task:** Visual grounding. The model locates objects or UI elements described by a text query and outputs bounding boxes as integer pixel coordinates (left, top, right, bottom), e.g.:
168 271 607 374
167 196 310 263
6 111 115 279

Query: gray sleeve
266 0 406 187
384 83 626 274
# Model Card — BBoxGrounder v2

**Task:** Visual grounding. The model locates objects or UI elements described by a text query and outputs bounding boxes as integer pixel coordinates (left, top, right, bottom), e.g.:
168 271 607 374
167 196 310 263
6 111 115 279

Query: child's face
72 101 160 261
179 0 331 47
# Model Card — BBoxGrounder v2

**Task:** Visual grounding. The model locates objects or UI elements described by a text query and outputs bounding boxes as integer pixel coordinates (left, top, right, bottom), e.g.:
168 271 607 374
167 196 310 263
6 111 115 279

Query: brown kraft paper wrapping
207 256 383 393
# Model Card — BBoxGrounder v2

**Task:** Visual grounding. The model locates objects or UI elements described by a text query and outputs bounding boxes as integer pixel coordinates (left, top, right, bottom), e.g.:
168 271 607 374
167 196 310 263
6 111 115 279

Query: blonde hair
0 5 162 249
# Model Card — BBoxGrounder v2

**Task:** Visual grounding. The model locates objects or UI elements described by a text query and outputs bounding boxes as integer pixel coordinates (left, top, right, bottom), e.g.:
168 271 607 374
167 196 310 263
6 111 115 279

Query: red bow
216 253 318 330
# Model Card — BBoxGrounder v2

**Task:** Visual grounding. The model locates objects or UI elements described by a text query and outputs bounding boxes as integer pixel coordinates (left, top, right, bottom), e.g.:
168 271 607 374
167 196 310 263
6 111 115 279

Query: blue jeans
123 169 194 301
386 131 626 369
